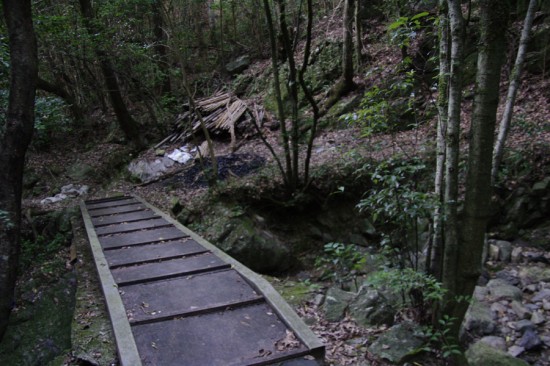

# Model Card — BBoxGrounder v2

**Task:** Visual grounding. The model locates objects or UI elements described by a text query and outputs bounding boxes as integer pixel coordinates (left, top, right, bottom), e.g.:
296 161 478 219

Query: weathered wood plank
92 210 159 227
132 302 308 366
99 227 186 250
86 197 138 210
112 253 230 286
89 203 147 217
122 269 263 324
95 218 171 236
104 239 208 268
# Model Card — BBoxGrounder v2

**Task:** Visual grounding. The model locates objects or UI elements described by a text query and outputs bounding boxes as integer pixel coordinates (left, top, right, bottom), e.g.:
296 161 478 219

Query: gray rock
367 322 425 364
519 266 550 287
507 345 525 358
462 300 496 337
67 162 94 181
511 247 523 263
512 319 535 333
532 289 550 302
225 55 251 75
518 329 542 351
323 287 355 322
510 301 531 319
530 310 545 325
494 240 513 262
128 157 175 183
487 279 523 301
348 287 396 326
466 341 529 366
474 286 489 301
480 336 507 351
496 270 520 286
489 243 500 262
491 302 508 315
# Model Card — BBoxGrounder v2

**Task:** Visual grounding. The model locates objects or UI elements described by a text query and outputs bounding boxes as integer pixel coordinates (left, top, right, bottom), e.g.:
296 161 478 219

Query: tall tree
440 0 509 348
78 0 145 149
0 0 38 340
491 0 537 184
429 0 450 279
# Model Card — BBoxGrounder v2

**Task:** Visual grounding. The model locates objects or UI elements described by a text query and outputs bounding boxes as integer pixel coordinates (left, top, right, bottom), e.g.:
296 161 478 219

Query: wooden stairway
80 195 324 366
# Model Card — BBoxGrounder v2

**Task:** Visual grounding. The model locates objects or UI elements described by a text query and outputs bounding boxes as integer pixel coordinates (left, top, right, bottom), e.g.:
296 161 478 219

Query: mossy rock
466 341 529 366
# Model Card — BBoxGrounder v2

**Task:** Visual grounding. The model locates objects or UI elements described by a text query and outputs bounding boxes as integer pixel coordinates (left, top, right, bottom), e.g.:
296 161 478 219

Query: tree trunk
37 77 84 122
342 0 355 88
451 0 509 340
491 0 537 185
78 0 145 150
354 0 363 65
262 0 291 187
152 0 171 94
0 0 38 340
441 0 465 300
430 0 450 279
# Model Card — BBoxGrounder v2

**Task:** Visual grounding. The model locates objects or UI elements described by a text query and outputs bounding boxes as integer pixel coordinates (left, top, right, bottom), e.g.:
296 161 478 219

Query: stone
519 265 550 287
462 300 496 337
530 310 545 325
367 322 425 364
348 287 396 326
518 329 542 351
496 270 520 286
466 341 529 366
487 279 523 301
323 287 355 322
511 320 535 333
511 247 523 263
491 302 508 315
128 157 175 183
473 286 489 301
510 301 531 319
532 289 550 302
225 55 251 75
543 299 550 311
494 240 513 262
480 336 507 352
507 345 525 358
489 244 500 262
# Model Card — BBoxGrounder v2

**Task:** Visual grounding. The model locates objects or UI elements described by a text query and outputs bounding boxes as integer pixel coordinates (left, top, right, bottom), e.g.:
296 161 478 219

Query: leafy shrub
20 233 67 270
315 242 366 290
33 96 72 150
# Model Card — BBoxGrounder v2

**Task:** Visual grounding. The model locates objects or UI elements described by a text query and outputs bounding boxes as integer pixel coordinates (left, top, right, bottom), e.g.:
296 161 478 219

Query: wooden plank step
92 210 159 227
85 196 133 204
95 217 171 236
89 203 147 217
104 239 208 268
99 226 186 250
112 253 230 286
122 269 263 324
132 302 309 366
86 197 138 210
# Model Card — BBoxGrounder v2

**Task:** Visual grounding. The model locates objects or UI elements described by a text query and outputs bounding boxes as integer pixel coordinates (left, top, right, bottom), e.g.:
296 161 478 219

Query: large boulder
323 287 355 322
367 322 425 364
465 341 529 366
219 221 291 273
487 279 523 301
348 286 396 326
461 299 496 340
127 157 175 183
226 55 251 75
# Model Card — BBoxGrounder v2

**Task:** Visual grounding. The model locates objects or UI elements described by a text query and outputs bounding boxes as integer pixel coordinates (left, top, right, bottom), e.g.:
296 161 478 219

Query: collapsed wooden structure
155 92 252 151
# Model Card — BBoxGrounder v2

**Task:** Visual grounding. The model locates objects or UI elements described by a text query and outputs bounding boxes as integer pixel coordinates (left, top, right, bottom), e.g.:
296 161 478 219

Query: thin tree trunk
300 0 320 185
262 0 291 187
441 0 465 301
354 0 363 66
78 0 144 150
0 0 38 340
430 0 450 279
37 77 84 122
277 0 300 190
342 0 355 88
152 0 171 94
452 0 508 341
491 0 537 185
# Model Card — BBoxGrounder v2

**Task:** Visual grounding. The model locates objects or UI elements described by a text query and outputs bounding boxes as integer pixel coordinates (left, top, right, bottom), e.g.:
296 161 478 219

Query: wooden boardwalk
80 196 324 366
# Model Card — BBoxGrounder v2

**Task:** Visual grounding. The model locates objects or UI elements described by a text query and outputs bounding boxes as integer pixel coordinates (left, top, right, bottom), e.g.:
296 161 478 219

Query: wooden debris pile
155 92 254 150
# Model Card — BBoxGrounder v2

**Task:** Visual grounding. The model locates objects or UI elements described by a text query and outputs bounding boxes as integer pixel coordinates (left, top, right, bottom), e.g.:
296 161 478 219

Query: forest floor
7 11 550 366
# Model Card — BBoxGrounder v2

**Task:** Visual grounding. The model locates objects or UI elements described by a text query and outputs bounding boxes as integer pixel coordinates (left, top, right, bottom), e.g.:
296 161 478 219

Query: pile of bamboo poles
155 92 250 150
